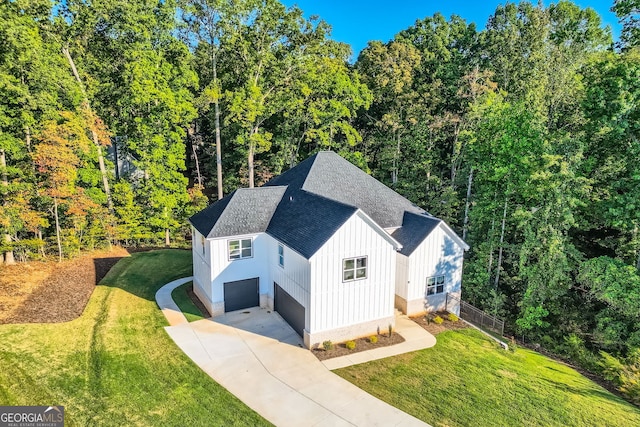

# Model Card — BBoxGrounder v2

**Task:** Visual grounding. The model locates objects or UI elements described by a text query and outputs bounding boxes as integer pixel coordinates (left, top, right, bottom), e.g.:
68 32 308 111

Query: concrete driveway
158 278 429 427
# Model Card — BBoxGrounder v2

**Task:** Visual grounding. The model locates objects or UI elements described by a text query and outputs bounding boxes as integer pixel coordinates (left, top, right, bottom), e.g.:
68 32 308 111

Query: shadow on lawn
541 375 631 406
97 248 192 302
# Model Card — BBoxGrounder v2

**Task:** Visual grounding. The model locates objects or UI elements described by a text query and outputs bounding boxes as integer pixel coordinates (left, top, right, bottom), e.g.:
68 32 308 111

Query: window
278 244 284 268
343 256 367 281
200 235 205 255
228 238 252 260
427 275 445 295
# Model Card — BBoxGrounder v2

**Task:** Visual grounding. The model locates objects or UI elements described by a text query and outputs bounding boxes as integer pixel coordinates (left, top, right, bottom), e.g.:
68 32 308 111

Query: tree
0 0 81 263
276 41 371 167
579 50 640 270
225 0 345 187
613 0 640 48
64 0 198 245
180 0 253 199
357 40 421 185
33 112 93 261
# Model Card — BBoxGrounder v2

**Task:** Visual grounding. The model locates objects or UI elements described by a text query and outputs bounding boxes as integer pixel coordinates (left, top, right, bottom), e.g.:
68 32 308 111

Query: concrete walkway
156 278 432 427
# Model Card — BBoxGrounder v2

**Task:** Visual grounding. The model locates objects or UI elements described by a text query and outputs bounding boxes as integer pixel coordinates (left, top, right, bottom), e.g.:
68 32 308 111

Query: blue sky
280 1 622 60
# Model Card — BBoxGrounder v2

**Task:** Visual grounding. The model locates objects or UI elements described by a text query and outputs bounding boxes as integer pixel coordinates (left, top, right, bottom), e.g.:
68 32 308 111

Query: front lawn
336 328 640 427
171 281 207 322
0 250 270 426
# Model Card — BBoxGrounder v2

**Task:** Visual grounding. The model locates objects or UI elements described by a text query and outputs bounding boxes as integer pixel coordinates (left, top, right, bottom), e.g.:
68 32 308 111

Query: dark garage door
224 278 259 312
274 282 305 337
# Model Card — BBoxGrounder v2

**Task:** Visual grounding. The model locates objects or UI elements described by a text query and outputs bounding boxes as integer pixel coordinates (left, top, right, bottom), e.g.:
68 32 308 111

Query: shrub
600 350 640 405
369 335 378 344
322 340 333 351
433 315 444 325
447 313 459 322
345 340 356 350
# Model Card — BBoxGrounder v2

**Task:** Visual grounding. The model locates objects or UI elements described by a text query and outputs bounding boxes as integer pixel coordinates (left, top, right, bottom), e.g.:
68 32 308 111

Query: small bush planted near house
369 335 378 344
323 340 334 351
447 313 459 322
345 340 356 350
433 315 444 325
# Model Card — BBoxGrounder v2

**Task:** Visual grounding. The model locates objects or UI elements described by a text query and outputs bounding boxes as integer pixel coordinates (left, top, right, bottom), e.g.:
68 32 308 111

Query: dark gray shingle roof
189 187 286 238
392 212 442 256
302 152 425 228
190 151 466 258
266 190 357 259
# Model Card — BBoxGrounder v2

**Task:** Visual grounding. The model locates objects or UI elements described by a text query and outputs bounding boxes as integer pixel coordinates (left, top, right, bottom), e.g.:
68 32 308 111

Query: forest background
1 0 639 403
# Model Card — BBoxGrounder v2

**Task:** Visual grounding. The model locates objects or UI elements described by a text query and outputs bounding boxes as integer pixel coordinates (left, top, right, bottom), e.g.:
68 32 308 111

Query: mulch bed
410 311 470 335
0 247 129 324
312 332 405 361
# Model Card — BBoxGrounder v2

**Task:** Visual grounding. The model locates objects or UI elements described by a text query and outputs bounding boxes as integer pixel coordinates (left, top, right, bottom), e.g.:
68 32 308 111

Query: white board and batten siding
309 211 396 334
268 236 311 315
192 227 213 305
206 233 269 308
406 224 465 315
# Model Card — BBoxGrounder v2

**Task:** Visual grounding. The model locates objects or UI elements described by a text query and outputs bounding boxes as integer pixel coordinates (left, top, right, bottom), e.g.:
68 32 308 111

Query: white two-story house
189 151 469 348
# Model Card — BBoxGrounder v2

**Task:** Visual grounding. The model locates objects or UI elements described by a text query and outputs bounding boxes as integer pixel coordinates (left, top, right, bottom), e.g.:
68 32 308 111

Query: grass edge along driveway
336 327 640 427
0 250 270 427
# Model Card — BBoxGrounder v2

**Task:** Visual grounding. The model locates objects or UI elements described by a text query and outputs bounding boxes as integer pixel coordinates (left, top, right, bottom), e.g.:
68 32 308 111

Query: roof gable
392 212 442 256
392 211 470 256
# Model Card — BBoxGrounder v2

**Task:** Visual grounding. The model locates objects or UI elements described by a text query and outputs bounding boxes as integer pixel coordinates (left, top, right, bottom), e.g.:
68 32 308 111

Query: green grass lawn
0 250 270 426
171 281 206 322
336 328 640 427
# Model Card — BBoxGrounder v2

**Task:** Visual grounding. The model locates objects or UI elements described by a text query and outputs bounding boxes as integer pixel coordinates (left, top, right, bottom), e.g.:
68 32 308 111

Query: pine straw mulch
410 311 470 335
0 246 130 324
312 332 405 361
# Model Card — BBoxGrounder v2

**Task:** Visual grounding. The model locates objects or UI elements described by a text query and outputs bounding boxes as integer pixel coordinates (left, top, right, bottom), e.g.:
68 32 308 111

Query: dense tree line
0 0 638 402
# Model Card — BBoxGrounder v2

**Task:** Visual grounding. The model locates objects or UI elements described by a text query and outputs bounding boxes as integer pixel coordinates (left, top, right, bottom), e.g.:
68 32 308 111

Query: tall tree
180 0 252 199
33 112 93 261
64 0 198 245
613 0 640 48
225 0 341 187
357 40 421 186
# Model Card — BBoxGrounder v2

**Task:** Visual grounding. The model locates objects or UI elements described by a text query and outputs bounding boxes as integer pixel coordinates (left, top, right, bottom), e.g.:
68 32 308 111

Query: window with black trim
278 244 284 267
343 256 367 281
427 275 445 295
228 238 252 260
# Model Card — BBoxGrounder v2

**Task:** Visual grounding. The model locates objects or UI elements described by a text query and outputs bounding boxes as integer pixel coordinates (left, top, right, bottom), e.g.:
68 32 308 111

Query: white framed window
228 238 252 260
427 275 445 295
343 256 367 282
278 244 284 268
200 235 206 255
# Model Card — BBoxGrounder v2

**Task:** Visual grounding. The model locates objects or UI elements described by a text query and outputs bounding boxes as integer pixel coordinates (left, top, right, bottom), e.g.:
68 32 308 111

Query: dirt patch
0 246 130 324
186 283 211 318
410 311 469 335
312 333 405 361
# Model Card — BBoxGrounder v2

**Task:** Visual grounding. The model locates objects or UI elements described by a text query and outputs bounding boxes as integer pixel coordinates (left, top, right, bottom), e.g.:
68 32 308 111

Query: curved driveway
156 277 430 427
